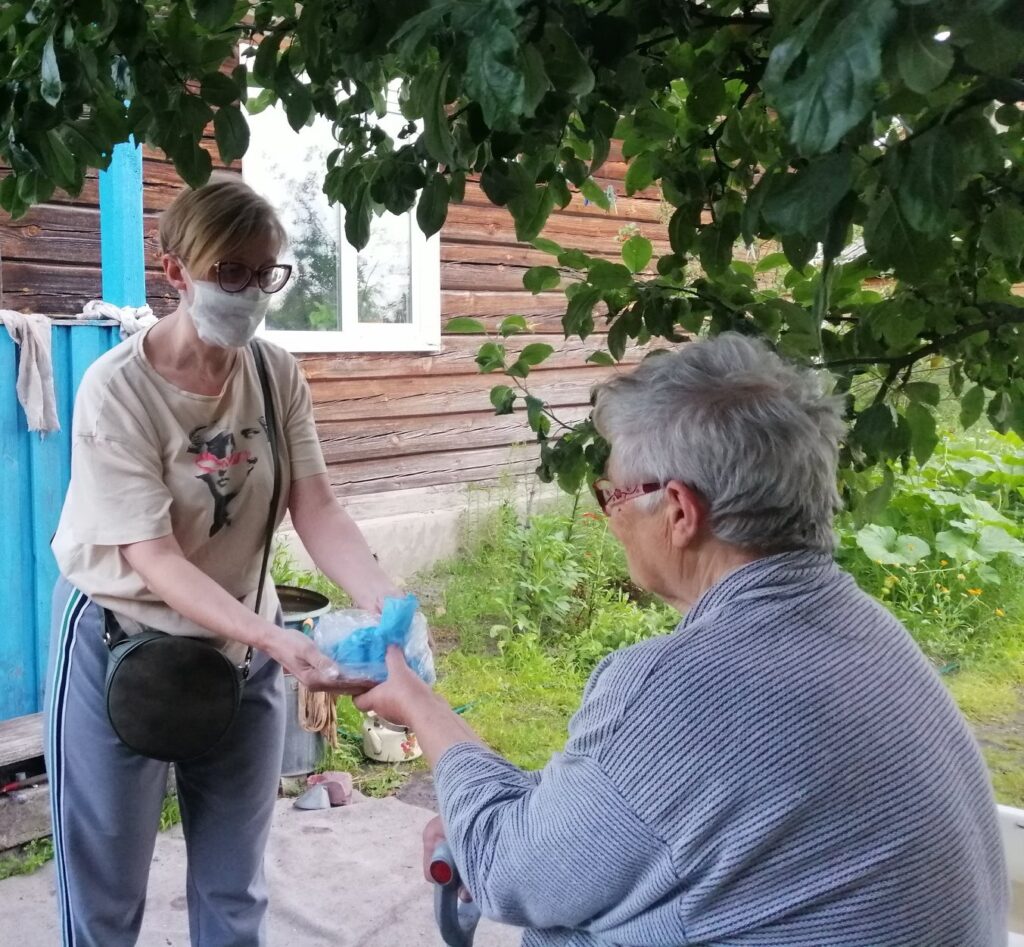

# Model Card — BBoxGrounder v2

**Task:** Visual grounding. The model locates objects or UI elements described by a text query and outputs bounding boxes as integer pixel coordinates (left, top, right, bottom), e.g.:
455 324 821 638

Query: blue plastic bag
313 595 435 684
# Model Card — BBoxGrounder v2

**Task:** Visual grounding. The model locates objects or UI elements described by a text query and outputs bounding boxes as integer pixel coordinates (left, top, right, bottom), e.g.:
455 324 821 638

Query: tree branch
823 304 1024 371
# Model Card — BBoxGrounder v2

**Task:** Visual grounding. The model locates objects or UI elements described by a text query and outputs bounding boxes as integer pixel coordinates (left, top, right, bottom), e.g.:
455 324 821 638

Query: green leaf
510 186 555 242
541 24 594 96
587 351 616 366
41 131 78 190
284 85 313 132
476 341 506 373
668 206 695 256
194 0 236 31
935 529 979 564
466 26 524 130
755 252 790 273
624 152 656 196
859 466 895 522
213 104 250 164
896 128 955 236
762 152 853 239
490 384 516 415
519 44 552 116
445 317 487 334
977 525 1024 562
980 205 1024 263
201 72 240 107
532 237 563 256
764 0 897 154
856 524 930 565
0 4 25 38
864 190 947 280
344 184 372 251
960 385 986 430
905 402 938 466
588 260 633 290
563 286 601 339
518 342 554 367
558 249 592 270
685 73 726 126
171 139 213 188
523 265 560 293
622 235 653 273
608 314 630 361
581 178 610 211
903 382 940 406
853 403 895 458
416 173 449 238
525 396 550 437
499 316 528 337
420 63 456 168
40 35 61 106
698 214 742 275
897 19 954 93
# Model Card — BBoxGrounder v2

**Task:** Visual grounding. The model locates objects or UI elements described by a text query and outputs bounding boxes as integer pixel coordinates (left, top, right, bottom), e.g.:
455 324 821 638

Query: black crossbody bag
102 340 282 762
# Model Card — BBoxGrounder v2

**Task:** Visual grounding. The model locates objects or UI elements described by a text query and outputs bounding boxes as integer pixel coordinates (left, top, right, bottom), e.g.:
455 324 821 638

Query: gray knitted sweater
433 550 1007 946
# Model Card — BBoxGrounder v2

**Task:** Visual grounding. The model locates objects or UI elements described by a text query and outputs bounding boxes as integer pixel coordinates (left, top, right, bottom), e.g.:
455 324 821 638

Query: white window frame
243 79 441 354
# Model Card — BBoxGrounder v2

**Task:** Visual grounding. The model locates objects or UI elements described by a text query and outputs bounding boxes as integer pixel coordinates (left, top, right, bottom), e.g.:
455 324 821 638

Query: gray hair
591 333 846 553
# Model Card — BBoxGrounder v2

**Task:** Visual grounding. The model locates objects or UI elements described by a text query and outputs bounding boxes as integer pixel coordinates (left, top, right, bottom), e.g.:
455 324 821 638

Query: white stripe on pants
44 578 286 947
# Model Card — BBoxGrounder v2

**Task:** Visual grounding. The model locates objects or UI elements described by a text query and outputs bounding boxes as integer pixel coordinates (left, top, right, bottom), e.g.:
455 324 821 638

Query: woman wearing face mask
45 175 401 946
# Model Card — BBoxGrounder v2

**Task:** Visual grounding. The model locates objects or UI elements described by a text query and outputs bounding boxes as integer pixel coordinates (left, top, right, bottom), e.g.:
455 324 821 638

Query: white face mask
187 279 271 349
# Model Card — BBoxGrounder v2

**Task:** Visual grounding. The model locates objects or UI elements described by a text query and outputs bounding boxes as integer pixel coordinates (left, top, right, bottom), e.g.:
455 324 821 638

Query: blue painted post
98 138 146 307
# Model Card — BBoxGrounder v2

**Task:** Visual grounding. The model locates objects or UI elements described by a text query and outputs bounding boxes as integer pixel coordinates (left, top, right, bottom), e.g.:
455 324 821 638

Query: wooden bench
0 713 44 773
0 714 49 851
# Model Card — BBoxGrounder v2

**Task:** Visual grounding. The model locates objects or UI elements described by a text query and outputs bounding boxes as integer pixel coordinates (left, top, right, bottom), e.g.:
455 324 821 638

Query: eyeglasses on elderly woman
591 478 665 514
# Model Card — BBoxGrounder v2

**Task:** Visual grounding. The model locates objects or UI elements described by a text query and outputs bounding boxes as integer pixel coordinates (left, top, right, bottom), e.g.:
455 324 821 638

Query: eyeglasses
592 478 665 514
213 261 292 294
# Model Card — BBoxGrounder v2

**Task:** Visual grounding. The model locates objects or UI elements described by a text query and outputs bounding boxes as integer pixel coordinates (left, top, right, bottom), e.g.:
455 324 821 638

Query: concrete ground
0 795 521 946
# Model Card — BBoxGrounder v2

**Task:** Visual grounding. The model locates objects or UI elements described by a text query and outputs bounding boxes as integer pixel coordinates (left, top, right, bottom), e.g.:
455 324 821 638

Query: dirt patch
394 772 438 812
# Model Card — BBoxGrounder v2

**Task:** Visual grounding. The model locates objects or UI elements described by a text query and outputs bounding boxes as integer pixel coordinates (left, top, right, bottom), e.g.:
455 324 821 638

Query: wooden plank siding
0 137 664 498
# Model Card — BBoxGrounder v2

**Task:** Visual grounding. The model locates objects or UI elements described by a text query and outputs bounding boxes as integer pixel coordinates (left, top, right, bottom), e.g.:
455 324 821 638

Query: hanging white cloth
0 310 60 433
78 299 158 337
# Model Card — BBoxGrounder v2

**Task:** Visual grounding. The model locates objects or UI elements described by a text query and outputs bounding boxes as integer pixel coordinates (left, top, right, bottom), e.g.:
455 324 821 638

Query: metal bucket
281 673 326 777
276 586 332 777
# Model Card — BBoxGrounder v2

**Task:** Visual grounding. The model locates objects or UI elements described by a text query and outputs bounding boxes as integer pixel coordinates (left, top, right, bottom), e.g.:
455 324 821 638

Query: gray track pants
44 578 286 947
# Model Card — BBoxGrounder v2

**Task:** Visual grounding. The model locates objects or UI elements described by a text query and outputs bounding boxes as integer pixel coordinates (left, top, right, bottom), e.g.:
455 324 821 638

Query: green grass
983 748 1024 809
435 641 585 770
0 838 53 881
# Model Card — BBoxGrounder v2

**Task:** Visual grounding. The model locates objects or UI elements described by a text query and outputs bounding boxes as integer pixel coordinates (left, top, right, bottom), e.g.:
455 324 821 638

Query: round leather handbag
103 623 246 762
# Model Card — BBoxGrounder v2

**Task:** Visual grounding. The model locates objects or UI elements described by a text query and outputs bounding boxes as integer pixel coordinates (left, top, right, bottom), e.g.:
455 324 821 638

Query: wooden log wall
0 139 666 499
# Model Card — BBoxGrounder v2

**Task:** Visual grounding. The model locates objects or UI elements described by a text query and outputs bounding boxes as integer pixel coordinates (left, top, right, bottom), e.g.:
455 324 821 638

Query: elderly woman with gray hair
357 333 1007 946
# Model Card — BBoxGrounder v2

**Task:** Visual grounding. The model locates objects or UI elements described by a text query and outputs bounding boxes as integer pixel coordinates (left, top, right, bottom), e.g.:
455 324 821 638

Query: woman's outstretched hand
270 627 374 694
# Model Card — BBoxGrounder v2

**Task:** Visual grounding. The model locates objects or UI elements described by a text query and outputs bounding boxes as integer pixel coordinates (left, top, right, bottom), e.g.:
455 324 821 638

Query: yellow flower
995 608 1006 617
940 560 949 566
967 588 982 596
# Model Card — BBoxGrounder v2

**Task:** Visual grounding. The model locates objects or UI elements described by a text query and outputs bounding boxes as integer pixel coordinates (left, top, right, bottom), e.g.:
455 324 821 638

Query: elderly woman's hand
422 816 474 902
352 645 434 725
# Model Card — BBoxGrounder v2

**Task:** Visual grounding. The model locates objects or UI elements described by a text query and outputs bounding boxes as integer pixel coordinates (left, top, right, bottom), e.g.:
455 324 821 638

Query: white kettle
361 712 423 763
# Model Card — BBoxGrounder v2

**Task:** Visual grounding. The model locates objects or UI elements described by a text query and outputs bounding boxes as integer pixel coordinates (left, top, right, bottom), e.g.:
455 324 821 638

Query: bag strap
248 338 282 679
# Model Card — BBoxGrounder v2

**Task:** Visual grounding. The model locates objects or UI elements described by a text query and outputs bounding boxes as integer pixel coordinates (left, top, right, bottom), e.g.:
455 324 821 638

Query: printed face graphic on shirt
187 423 261 536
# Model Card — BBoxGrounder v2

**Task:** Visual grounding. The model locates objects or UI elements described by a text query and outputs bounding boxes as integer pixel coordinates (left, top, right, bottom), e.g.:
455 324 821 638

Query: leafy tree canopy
3 0 1024 509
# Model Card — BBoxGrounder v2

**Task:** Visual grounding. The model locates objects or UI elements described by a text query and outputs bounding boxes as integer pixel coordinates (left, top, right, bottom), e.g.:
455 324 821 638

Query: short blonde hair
158 173 287 274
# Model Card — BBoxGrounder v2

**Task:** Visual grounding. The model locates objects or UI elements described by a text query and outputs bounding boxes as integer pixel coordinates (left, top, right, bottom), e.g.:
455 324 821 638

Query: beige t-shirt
52 327 327 659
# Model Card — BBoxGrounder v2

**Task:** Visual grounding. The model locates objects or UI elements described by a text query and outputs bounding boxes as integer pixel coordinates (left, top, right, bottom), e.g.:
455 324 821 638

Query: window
243 91 441 353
